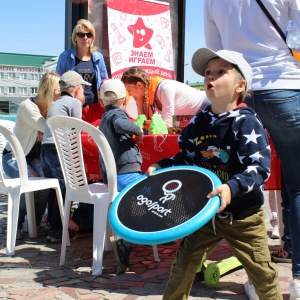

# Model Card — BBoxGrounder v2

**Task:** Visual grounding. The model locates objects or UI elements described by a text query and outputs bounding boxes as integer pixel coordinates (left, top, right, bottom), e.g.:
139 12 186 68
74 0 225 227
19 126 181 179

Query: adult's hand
37 131 44 142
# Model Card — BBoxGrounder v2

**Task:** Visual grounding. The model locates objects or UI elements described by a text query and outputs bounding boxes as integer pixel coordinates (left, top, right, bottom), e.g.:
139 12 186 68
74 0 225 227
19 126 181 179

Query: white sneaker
271 224 280 239
290 279 300 300
245 280 259 300
270 215 278 227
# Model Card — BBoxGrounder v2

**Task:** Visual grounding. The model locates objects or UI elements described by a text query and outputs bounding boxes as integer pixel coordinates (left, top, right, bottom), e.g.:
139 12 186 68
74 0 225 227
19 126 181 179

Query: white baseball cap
100 79 126 101
59 71 91 88
191 48 252 90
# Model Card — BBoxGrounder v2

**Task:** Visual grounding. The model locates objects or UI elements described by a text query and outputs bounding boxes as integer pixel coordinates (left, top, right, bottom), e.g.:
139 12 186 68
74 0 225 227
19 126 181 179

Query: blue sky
0 0 204 82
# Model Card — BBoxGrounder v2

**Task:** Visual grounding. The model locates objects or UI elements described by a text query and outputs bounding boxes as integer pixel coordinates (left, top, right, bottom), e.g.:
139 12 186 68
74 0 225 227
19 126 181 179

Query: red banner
107 0 174 79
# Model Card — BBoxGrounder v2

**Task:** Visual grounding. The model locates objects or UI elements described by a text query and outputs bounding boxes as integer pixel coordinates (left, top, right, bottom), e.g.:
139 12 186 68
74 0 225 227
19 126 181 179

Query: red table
81 134 180 182
81 133 281 190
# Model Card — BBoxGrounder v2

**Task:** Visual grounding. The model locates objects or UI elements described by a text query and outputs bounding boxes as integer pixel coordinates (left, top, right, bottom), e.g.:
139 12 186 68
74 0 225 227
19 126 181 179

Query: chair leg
55 187 64 222
104 219 113 252
59 199 72 266
54 186 69 247
91 200 109 275
104 196 113 251
6 191 21 256
25 192 36 238
152 245 160 262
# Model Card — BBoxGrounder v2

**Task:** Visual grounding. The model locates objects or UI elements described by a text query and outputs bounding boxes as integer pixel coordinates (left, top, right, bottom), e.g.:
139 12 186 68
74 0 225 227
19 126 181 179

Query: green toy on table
148 114 168 134
134 114 168 135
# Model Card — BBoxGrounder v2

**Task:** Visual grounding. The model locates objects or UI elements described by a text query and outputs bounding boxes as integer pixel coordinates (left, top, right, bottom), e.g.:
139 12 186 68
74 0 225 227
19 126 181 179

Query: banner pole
176 0 186 83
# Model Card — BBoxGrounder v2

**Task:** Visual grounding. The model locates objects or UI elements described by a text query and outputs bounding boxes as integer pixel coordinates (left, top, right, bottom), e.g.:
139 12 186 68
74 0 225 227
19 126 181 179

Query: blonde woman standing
56 19 108 107
2 72 61 239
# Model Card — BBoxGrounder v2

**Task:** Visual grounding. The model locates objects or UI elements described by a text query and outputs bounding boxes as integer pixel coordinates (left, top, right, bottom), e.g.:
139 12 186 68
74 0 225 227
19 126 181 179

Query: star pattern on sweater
247 182 255 192
249 151 264 163
171 106 271 206
244 129 261 144
236 114 246 122
186 149 195 159
226 109 246 122
237 153 245 164
210 116 218 125
246 165 259 174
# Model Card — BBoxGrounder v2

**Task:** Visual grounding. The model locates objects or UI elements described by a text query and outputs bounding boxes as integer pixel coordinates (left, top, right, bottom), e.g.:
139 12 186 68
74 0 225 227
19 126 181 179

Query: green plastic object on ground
196 256 243 288
135 114 147 128
149 114 168 134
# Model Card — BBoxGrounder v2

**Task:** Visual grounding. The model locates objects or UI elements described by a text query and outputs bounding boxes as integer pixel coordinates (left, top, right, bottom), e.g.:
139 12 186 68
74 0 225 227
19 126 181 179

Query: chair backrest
0 120 15 158
0 123 29 187
46 116 118 200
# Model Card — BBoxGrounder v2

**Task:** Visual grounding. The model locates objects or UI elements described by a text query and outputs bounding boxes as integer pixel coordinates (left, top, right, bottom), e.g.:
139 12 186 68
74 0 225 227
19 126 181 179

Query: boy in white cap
99 79 143 272
147 48 282 299
41 70 91 243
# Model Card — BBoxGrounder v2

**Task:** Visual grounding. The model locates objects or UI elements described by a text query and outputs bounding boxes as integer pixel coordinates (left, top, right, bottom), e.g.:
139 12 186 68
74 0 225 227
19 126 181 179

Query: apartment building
0 52 203 119
0 53 58 113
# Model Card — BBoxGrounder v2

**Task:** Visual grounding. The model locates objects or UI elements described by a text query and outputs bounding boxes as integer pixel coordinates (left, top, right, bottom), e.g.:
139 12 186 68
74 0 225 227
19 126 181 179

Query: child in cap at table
98 79 143 272
147 48 282 299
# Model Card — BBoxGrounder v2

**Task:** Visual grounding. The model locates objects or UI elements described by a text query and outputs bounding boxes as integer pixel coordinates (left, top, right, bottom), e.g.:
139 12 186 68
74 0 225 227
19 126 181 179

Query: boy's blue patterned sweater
158 105 271 212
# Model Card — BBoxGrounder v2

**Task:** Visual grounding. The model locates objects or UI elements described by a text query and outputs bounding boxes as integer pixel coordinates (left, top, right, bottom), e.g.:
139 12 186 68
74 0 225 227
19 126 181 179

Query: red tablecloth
81 133 281 190
81 134 180 181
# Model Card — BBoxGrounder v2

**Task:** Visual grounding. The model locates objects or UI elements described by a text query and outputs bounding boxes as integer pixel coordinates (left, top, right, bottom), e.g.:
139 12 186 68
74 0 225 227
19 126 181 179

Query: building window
8 87 16 94
30 87 37 94
7 73 15 79
19 87 27 94
19 73 27 80
0 87 4 94
0 72 3 79
29 73 38 80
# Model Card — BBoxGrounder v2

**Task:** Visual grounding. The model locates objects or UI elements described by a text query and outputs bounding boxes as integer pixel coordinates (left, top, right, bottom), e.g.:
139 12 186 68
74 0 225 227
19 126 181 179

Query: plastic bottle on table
286 20 300 62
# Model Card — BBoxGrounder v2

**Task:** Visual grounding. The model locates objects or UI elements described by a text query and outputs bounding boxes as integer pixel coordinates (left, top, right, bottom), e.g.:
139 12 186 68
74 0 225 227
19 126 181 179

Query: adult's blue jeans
2 152 48 229
40 144 65 230
245 89 300 278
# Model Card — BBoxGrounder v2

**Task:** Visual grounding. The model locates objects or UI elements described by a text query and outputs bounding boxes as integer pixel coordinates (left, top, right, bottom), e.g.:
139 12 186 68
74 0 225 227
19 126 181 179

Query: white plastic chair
0 120 16 157
46 116 119 275
0 124 64 255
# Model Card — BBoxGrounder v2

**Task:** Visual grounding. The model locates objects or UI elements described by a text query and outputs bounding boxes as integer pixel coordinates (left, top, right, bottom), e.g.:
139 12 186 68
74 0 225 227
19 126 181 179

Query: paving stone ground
0 192 292 299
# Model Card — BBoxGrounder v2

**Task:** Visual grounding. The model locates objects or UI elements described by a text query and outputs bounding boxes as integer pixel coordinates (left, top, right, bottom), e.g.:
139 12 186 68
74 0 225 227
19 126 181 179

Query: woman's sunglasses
76 32 93 38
